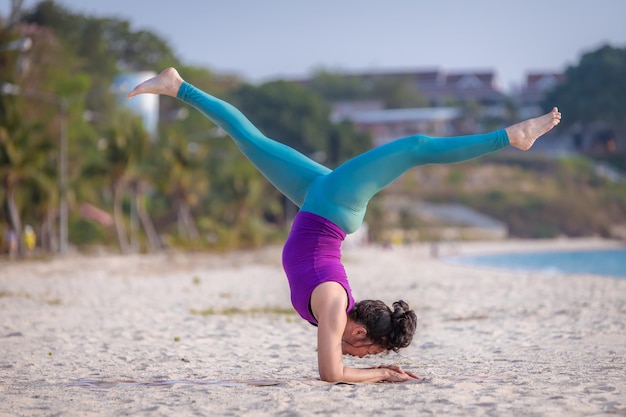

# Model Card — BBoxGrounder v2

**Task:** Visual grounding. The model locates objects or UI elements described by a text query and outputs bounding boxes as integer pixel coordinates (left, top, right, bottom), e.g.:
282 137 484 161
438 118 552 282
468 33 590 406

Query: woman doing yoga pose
128 68 561 383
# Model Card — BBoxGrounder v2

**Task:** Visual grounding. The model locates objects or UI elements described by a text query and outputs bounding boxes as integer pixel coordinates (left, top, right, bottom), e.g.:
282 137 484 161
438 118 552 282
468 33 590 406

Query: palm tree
156 128 209 241
0 107 55 256
108 111 161 253
98 112 147 253
203 137 280 248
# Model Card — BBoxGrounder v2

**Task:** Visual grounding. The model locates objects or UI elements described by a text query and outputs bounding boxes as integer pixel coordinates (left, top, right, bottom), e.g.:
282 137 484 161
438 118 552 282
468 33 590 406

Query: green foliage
308 68 428 108
543 44 626 129
368 75 429 109
230 81 332 156
447 168 464 186
230 81 371 167
22 0 181 78
0 81 56 252
307 69 366 101
69 218 108 245
190 306 296 317
326 120 371 167
595 153 626 172
422 156 626 239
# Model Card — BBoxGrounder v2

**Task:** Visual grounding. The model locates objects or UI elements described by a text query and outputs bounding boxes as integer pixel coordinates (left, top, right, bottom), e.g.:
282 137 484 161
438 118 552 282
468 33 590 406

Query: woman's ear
351 325 368 340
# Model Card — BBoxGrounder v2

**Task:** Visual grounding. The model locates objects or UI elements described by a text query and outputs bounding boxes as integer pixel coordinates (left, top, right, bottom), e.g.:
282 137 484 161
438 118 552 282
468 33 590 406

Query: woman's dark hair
348 300 417 352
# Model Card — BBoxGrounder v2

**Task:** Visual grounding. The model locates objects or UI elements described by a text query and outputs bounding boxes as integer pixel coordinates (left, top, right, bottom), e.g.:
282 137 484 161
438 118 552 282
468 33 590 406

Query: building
298 68 507 108
331 101 461 146
517 72 565 119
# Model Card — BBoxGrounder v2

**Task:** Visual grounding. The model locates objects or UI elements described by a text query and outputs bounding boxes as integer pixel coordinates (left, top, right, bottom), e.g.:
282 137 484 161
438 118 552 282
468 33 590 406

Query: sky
2 0 625 92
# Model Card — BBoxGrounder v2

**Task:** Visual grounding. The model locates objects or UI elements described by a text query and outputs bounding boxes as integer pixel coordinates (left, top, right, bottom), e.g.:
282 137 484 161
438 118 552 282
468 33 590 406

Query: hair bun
392 300 411 317
389 300 417 350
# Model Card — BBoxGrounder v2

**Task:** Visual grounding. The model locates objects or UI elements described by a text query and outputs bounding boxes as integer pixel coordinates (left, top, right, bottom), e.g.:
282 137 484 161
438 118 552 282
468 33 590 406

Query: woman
128 68 561 383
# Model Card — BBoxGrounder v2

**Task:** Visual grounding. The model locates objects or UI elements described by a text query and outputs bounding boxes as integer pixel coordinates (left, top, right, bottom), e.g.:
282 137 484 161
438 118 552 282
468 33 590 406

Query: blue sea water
445 247 626 279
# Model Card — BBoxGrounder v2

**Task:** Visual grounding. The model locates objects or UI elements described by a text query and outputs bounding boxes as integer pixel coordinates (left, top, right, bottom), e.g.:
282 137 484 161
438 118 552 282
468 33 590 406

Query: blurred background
1 0 625 258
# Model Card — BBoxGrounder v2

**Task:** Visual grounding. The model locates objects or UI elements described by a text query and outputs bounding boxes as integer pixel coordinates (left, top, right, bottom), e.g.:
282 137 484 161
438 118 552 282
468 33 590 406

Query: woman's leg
130 70 561 233
128 68 330 207
301 131 507 233
302 108 561 233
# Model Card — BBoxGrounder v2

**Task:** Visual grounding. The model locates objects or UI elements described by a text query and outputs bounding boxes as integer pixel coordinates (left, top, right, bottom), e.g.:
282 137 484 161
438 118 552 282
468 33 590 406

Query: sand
1 239 625 417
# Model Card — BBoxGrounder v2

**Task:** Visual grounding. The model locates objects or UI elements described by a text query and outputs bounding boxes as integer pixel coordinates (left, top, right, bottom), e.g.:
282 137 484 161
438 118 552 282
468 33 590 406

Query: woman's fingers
404 370 420 379
379 365 419 380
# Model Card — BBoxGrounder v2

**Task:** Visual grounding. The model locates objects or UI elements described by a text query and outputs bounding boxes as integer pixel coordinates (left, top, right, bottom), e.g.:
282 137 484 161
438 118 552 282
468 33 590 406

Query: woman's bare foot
506 107 562 151
127 67 184 99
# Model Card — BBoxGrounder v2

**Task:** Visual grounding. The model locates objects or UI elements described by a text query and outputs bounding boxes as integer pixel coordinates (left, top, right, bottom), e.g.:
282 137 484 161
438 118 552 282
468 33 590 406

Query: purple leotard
282 211 355 325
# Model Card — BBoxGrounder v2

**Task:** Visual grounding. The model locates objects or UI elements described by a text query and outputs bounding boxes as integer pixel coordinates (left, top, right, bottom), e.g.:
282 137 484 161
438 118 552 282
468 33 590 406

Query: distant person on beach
5 229 18 259
128 68 561 383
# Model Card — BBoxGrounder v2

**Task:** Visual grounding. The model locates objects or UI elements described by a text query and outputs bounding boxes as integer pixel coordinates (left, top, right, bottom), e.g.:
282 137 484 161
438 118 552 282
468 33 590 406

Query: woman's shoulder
310 282 350 319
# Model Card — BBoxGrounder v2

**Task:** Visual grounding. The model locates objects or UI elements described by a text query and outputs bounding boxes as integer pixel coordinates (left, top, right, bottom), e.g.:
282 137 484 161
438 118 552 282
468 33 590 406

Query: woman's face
341 339 386 358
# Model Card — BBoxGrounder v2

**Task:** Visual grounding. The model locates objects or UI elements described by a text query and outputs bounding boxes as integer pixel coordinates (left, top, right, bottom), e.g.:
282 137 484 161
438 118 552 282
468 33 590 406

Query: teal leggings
177 82 510 234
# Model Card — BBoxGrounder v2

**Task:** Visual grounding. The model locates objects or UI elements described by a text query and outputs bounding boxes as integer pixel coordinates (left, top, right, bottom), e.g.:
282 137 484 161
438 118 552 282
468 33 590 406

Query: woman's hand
377 365 419 382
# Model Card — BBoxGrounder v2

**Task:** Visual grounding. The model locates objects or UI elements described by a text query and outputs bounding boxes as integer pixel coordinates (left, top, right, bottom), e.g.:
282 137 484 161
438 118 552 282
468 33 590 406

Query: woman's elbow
319 369 344 383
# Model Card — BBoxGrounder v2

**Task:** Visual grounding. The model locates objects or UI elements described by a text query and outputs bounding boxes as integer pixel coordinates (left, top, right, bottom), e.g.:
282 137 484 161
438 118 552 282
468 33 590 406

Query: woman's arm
311 283 417 383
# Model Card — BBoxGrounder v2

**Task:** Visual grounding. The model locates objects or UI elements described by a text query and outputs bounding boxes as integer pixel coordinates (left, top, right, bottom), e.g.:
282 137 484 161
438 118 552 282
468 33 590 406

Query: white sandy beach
1 239 625 417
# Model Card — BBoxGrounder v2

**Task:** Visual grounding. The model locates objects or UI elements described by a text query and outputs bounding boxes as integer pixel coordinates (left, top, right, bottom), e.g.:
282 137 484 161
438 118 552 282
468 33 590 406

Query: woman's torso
282 211 355 325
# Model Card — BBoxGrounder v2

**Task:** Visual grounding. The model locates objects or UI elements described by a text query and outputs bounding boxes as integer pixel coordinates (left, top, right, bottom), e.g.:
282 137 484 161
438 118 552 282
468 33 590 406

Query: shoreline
422 236 625 255
2 235 623 267
1 239 625 416
433 237 626 279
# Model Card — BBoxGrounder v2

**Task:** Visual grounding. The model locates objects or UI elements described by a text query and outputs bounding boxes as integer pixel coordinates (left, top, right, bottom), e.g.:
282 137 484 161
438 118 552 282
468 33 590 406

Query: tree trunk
46 209 58 253
129 195 139 253
38 211 52 252
5 182 25 257
178 202 200 240
135 188 161 251
113 179 129 254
